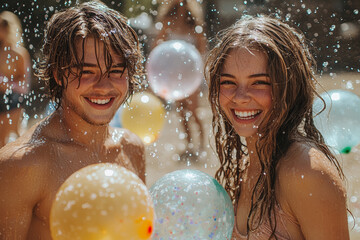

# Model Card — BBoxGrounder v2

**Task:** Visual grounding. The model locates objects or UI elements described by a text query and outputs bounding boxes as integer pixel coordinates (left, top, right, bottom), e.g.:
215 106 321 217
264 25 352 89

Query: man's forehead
74 36 125 62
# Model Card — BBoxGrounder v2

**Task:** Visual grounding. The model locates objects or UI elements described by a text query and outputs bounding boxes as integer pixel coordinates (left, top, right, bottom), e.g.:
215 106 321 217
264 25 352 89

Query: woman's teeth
234 110 261 119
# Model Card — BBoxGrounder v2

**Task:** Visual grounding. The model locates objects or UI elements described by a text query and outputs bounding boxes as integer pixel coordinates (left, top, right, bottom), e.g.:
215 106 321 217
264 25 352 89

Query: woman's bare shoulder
276 142 349 239
277 141 346 209
278 142 340 178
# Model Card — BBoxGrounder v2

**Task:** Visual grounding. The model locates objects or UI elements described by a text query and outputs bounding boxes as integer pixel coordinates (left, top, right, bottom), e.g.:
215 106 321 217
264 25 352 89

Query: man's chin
82 116 112 126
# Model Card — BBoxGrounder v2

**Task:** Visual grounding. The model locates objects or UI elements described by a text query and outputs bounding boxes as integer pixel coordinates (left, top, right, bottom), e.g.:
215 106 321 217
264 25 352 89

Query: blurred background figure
153 0 207 160
0 11 31 148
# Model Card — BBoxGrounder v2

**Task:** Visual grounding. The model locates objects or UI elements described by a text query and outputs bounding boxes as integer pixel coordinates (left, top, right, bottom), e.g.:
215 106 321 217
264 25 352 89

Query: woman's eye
220 80 235 85
253 80 271 85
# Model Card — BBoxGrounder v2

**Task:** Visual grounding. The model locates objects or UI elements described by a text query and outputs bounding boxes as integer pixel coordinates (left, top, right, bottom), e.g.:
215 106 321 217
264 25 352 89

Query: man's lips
84 97 115 109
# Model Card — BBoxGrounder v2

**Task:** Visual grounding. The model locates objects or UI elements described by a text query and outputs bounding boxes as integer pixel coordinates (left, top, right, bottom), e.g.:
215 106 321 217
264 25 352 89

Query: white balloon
313 89 360 154
147 40 203 101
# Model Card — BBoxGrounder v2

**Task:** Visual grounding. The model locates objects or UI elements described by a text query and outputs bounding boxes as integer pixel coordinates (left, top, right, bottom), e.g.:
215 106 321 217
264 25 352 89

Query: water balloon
121 92 165 144
50 163 154 240
149 169 234 239
147 40 203 101
313 89 360 154
109 106 123 128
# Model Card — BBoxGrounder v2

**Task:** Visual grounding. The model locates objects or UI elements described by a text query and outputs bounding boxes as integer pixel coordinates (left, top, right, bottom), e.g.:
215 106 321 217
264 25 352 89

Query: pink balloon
147 40 203 101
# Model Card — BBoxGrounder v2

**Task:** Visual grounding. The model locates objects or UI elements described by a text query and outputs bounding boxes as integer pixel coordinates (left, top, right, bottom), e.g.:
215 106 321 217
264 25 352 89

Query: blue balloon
149 169 234 240
313 89 360 154
45 101 56 116
109 106 123 128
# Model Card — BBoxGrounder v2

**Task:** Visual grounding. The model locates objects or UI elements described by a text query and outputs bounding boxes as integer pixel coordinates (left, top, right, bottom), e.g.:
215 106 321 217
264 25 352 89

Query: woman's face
219 48 272 138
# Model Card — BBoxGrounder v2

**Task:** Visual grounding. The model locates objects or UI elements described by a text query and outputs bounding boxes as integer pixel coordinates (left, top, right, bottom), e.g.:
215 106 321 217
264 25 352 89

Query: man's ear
53 70 62 86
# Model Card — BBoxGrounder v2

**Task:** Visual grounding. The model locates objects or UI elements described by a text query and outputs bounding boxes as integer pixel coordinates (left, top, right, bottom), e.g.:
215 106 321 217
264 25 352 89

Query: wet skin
0 37 145 239
218 48 349 240
219 48 272 139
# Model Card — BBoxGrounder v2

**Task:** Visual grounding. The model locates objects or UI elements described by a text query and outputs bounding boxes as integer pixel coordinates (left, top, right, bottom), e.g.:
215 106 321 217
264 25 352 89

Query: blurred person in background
154 0 207 160
0 11 31 148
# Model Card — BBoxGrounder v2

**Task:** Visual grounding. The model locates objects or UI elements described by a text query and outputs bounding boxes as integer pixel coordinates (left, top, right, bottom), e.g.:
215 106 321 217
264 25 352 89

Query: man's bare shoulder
109 127 146 182
0 119 60 170
109 127 144 149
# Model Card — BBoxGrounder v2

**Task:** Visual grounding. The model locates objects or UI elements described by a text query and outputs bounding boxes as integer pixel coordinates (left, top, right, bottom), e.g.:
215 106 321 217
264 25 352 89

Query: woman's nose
232 87 251 103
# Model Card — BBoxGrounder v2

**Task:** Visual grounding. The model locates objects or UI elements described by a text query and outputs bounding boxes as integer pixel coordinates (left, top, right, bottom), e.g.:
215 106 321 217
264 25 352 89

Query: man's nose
93 73 112 88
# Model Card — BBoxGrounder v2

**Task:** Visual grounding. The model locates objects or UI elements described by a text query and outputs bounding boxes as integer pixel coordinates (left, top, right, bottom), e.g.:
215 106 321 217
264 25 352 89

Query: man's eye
110 70 124 74
81 70 94 74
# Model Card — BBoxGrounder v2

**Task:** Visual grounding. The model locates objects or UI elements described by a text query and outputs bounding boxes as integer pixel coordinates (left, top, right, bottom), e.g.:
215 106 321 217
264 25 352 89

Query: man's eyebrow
112 63 126 68
79 63 126 68
81 63 98 67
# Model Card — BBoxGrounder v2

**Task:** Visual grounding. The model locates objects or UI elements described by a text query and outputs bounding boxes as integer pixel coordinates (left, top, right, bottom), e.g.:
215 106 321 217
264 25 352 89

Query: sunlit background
1 0 359 238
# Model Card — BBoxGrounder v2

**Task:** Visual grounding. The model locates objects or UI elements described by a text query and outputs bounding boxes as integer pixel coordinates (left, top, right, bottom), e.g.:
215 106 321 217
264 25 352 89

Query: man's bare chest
33 145 137 226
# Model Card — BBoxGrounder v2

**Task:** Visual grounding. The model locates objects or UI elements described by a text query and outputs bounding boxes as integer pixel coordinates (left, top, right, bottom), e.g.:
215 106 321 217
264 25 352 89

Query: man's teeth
234 110 261 119
89 98 111 105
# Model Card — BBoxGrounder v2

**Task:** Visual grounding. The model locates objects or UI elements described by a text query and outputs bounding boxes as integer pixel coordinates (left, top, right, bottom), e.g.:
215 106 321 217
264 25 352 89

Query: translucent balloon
147 40 203 101
45 101 56 116
149 169 234 240
109 106 123 128
122 92 165 144
313 89 360 154
50 163 154 240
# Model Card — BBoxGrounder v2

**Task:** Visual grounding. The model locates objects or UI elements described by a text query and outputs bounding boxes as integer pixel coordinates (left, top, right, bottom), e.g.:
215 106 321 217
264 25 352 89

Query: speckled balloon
149 169 234 239
50 163 154 240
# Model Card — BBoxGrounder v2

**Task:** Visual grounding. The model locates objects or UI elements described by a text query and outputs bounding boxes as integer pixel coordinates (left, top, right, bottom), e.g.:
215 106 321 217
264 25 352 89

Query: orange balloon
121 92 165 144
50 163 154 240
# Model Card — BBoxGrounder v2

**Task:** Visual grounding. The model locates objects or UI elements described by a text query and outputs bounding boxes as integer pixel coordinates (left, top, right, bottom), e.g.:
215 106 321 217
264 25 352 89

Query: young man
0 2 146 239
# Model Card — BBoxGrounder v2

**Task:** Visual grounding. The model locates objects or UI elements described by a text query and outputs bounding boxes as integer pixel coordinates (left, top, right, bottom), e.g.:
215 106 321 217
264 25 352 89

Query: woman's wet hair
205 15 344 238
37 1 144 106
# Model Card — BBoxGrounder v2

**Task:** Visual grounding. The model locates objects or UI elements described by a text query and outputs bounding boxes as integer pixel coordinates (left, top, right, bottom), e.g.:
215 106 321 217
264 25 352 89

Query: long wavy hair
205 15 344 238
36 1 144 106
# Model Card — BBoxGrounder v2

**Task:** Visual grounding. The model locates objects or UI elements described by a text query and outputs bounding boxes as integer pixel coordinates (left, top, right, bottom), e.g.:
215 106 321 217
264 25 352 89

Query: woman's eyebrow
219 73 235 78
220 73 270 78
249 73 270 78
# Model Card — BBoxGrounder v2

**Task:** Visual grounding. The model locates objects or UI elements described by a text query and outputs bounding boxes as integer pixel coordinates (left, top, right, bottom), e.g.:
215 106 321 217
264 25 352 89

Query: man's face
61 36 129 126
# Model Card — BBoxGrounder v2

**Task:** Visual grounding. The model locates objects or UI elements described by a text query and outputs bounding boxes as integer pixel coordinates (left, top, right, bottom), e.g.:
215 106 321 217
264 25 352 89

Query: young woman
205 15 349 239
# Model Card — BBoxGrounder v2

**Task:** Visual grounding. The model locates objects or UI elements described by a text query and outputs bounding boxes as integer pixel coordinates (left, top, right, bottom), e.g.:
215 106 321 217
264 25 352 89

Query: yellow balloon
50 163 154 240
122 92 165 144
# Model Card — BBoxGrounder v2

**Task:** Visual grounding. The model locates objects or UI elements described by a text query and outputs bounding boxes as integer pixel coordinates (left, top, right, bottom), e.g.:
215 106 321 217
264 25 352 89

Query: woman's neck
245 136 262 179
